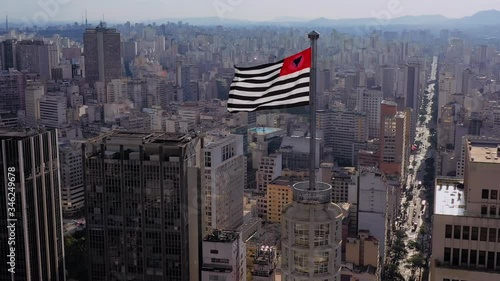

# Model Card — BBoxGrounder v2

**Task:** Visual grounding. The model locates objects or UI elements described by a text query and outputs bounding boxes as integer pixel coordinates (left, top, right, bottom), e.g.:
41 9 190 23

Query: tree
383 264 405 281
65 231 88 281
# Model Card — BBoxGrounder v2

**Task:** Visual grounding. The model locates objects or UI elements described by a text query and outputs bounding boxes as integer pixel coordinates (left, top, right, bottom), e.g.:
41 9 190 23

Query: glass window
487 251 495 270
480 227 488 241
314 224 329 246
461 249 468 265
470 250 477 266
489 228 497 242
314 252 329 274
479 251 486 266
294 251 308 273
445 225 452 238
490 206 497 216
471 227 479 240
294 224 309 246
462 226 470 240
491 190 498 200
497 252 500 267
452 248 460 266
482 189 489 199
481 205 488 215
444 247 451 263
453 226 461 239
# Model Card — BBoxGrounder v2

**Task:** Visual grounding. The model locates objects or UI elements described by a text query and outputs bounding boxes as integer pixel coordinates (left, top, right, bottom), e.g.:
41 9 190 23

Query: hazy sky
5 0 500 23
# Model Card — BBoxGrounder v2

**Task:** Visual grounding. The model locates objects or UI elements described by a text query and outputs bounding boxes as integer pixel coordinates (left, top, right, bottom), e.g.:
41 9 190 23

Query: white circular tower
281 181 344 281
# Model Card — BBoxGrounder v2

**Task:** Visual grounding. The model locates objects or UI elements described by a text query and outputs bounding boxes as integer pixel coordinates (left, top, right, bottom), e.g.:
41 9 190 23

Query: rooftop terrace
434 178 466 216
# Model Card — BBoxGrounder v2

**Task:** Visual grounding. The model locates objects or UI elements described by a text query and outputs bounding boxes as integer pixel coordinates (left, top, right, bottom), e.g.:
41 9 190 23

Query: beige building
430 140 500 281
341 230 379 281
266 177 295 224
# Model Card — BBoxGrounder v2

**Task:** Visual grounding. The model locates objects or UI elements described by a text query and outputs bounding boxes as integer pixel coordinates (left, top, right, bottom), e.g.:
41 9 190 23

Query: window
453 226 461 239
314 224 329 246
487 251 495 270
479 251 486 266
444 247 451 263
471 227 479 240
452 248 460 266
482 189 489 199
294 224 309 246
445 225 452 238
497 252 500 267
480 227 488 241
462 226 470 240
492 190 498 200
481 205 488 215
313 252 329 274
461 249 468 265
491 206 497 216
294 251 308 273
470 250 477 265
210 250 218 254
489 228 497 242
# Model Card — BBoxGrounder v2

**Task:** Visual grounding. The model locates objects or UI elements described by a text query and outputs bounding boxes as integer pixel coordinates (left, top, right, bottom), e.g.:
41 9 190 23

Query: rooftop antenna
85 9 88 27
5 13 8 32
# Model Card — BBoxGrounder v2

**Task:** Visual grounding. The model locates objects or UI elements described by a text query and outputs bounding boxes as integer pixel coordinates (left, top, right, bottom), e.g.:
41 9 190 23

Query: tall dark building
0 70 24 114
83 131 203 281
0 128 65 281
16 40 51 80
83 23 122 87
0 39 17 70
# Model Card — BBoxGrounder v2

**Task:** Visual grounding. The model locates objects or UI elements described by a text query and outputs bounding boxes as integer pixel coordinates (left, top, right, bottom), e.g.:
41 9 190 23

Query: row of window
481 189 499 200
443 247 500 269
444 224 500 242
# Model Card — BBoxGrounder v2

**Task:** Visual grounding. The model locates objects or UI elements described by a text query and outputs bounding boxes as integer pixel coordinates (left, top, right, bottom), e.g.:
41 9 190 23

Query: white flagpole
308 30 319 190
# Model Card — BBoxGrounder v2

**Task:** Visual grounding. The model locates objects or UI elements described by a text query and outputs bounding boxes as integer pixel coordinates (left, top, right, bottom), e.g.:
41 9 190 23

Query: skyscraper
83 131 203 281
0 128 65 281
203 134 245 234
16 40 51 80
83 24 122 86
0 39 17 70
379 101 409 177
0 69 24 114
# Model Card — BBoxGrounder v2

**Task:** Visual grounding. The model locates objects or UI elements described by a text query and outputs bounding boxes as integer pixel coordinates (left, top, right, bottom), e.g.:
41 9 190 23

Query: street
397 56 438 281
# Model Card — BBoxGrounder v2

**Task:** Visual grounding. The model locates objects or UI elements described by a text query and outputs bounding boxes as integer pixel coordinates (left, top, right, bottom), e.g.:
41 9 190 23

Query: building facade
84 131 203 281
201 230 246 281
0 128 65 281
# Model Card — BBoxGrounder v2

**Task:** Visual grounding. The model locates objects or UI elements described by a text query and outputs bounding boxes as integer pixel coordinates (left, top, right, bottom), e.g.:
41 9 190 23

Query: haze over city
4 0 500 22
2 1 500 281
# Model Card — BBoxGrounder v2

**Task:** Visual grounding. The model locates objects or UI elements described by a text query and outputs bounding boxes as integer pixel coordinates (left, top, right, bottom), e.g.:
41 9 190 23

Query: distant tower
85 10 88 27
5 14 8 32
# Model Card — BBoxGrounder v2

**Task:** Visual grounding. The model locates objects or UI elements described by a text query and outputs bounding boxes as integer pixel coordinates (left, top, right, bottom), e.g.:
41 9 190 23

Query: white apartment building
204 134 245 234
39 93 67 128
106 78 128 103
356 87 383 139
430 140 500 281
24 81 45 126
202 230 246 281
256 154 282 219
357 167 400 261
59 142 85 215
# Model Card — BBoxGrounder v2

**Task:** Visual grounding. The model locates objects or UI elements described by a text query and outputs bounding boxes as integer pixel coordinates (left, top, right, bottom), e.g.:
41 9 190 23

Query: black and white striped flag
227 48 311 113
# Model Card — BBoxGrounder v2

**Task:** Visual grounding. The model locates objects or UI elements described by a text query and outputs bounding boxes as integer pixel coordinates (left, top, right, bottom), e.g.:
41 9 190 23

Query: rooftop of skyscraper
434 177 466 216
203 230 239 243
468 142 500 163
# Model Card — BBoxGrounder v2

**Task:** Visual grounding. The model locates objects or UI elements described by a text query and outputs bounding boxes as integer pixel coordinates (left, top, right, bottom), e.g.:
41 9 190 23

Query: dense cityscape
1 2 500 281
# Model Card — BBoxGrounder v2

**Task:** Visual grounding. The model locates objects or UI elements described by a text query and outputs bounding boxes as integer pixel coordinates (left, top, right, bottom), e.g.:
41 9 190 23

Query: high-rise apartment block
0 69 24 114
0 128 65 281
356 87 383 139
84 131 203 281
204 134 245 234
430 140 500 281
84 24 122 86
16 40 51 80
379 100 409 177
59 142 85 215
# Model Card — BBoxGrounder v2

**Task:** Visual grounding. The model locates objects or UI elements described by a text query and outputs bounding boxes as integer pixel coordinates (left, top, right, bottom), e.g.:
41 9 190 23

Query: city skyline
4 0 500 23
